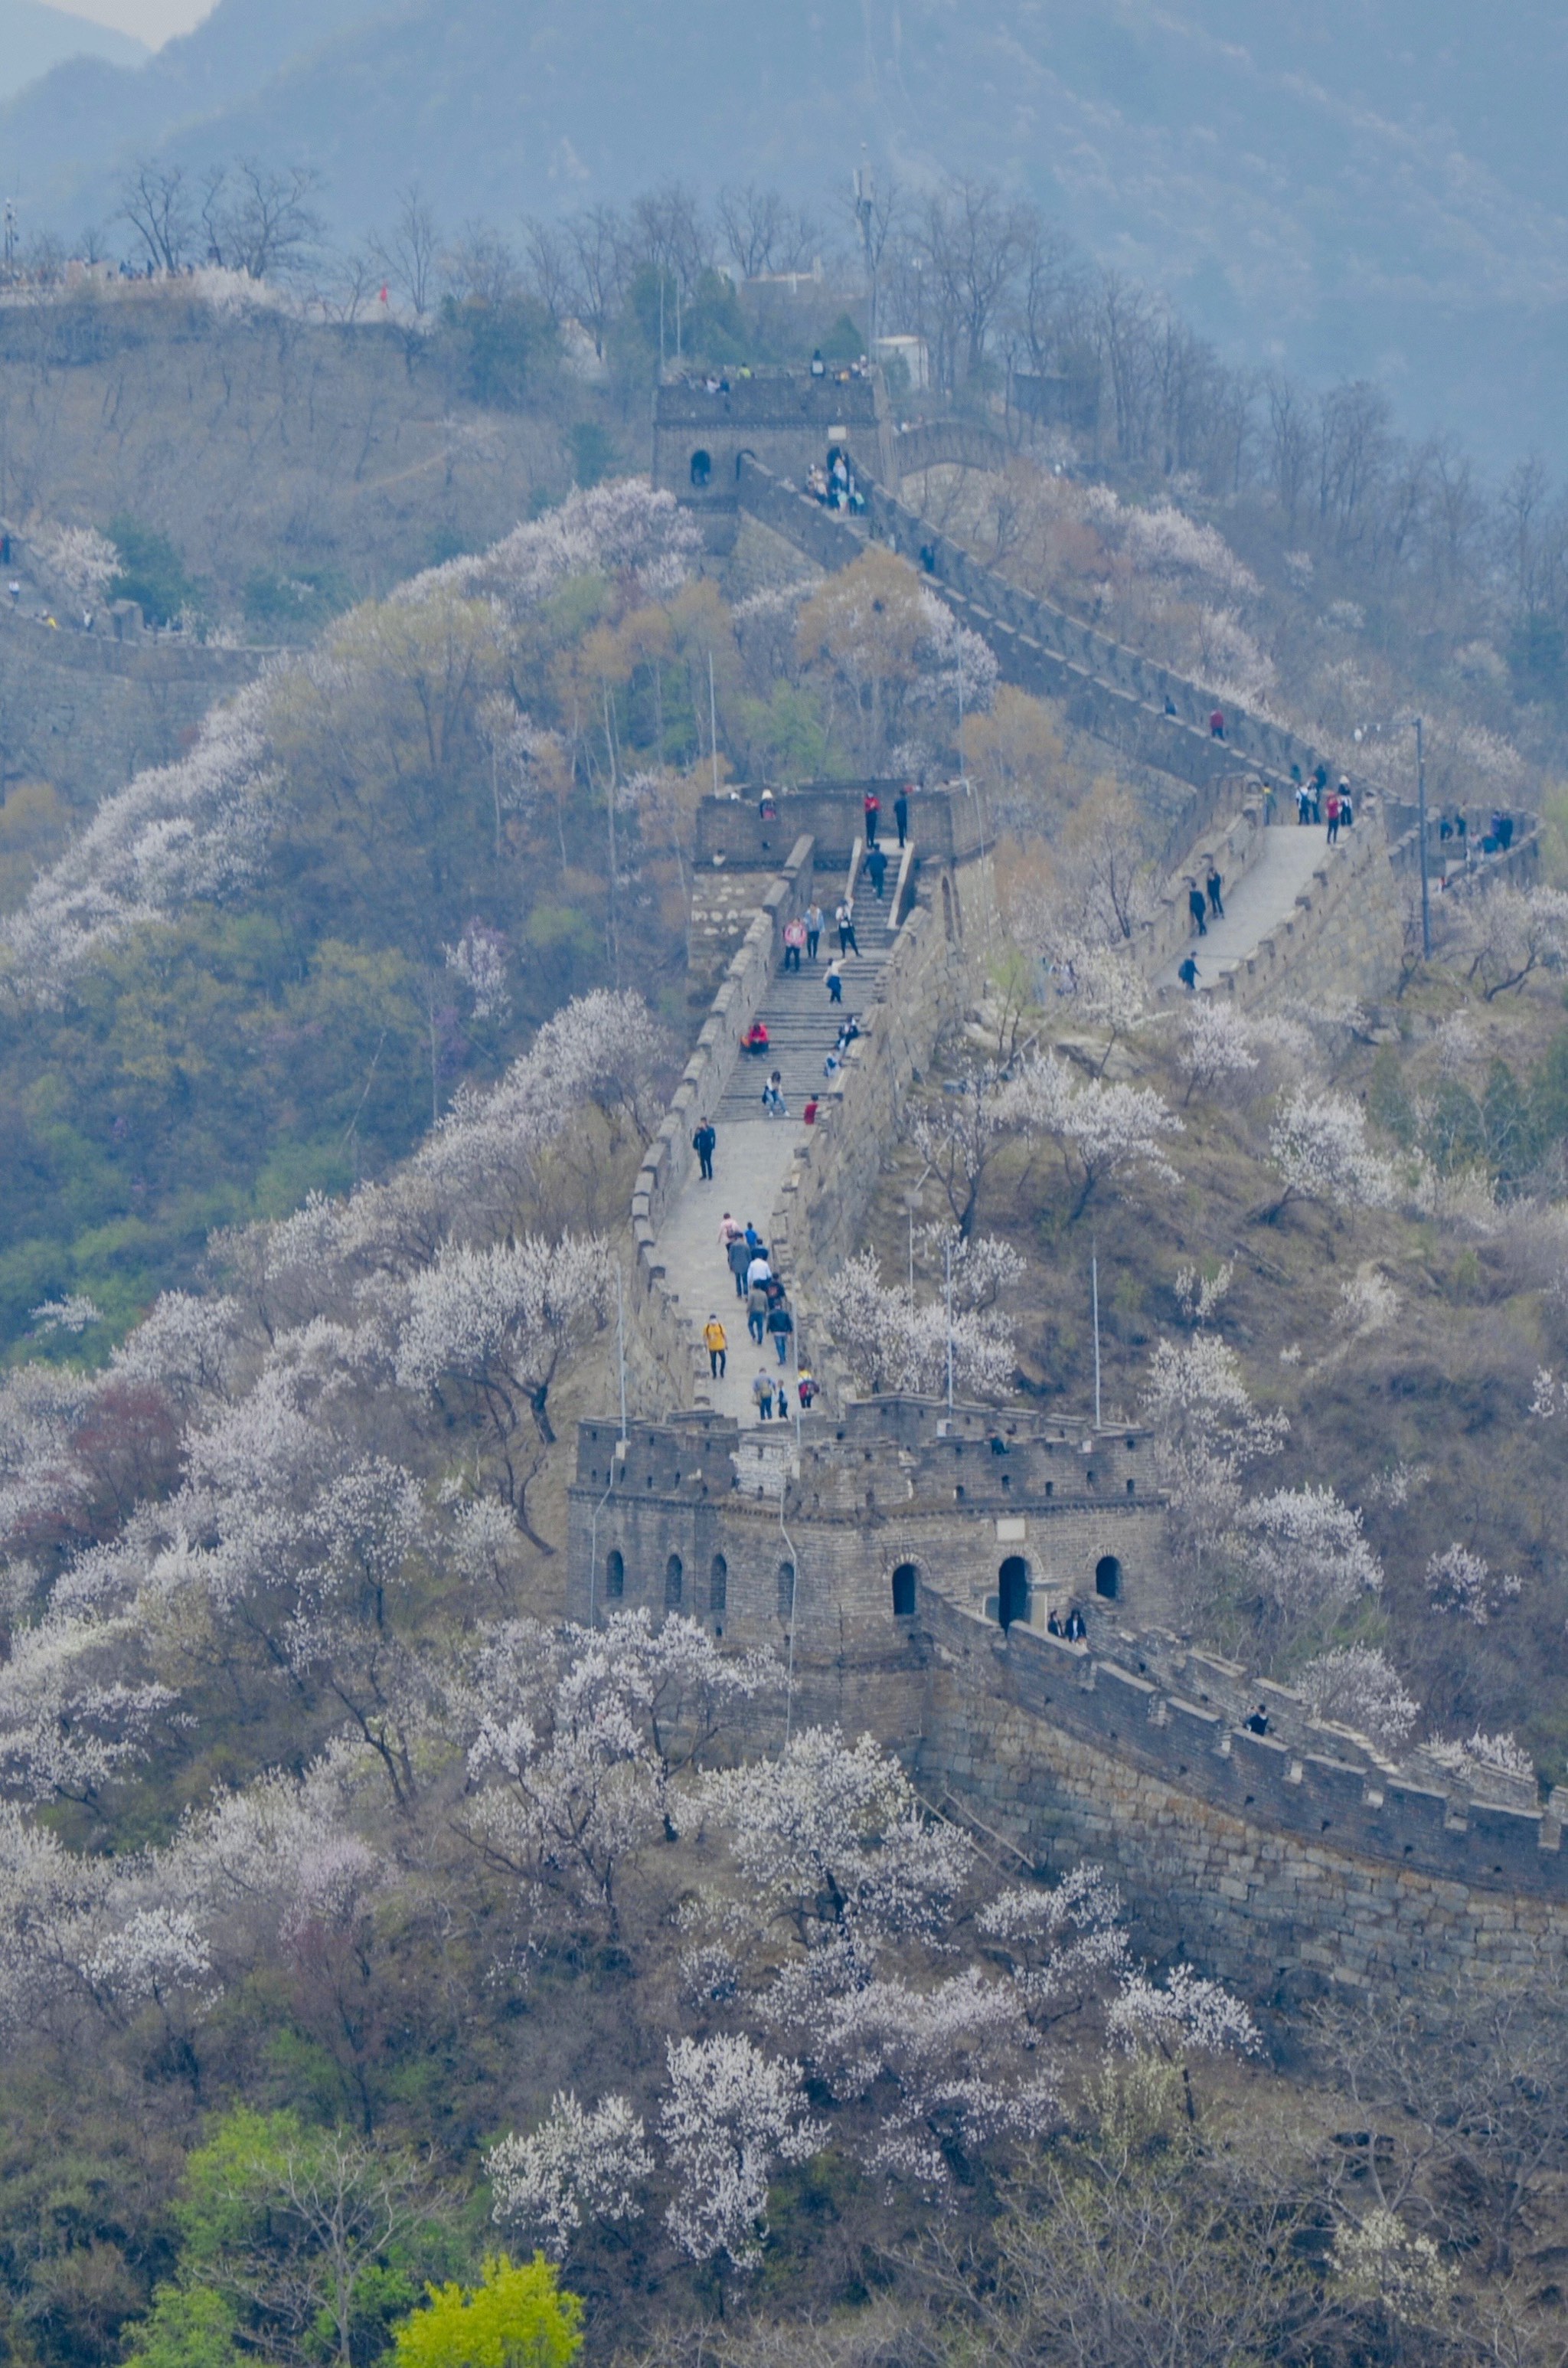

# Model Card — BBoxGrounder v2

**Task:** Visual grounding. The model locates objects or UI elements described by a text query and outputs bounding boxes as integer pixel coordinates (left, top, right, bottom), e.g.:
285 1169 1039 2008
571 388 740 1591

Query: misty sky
42 0 210 45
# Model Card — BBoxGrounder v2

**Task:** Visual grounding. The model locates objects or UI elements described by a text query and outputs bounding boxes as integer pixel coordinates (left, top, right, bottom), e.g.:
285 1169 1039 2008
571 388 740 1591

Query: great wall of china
569 371 1563 2013
5 376 1557 2012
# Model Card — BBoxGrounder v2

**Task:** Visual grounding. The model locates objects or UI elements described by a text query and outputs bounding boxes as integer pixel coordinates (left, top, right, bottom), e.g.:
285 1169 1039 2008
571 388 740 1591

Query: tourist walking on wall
1209 707 1225 740
753 1369 776 1420
836 900 858 954
1187 885 1207 937
767 1299 794 1366
864 789 880 845
894 785 910 847
1206 866 1224 919
1178 953 1200 992
692 1119 716 1180
782 915 806 972
1326 787 1341 845
825 958 844 1006
704 1315 727 1379
866 843 887 898
805 900 824 961
747 1281 769 1346
727 1231 751 1298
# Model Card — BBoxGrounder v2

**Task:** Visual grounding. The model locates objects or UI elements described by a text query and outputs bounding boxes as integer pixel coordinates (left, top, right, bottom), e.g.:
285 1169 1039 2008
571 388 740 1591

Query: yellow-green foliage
394 2257 582 2368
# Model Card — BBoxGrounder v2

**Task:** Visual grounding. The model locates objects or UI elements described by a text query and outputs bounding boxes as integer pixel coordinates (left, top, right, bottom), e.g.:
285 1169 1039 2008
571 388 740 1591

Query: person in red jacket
863 789 880 845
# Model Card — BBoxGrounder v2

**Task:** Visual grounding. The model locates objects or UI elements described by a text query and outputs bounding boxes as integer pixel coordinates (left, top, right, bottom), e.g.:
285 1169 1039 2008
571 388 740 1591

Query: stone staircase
714 919 893 1122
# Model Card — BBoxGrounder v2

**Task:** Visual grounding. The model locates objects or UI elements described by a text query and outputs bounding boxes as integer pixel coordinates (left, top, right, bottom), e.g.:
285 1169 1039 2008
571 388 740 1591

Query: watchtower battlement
567 1398 1172 1654
652 366 890 525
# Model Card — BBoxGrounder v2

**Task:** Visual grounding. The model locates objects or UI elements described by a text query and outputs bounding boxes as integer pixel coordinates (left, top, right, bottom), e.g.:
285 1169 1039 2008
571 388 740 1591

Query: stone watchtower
652 368 893 547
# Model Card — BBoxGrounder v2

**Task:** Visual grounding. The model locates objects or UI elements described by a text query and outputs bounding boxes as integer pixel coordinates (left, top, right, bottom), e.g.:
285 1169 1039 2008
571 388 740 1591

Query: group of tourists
1046 1604 1089 1642
808 448 867 514
1289 764 1355 835
710 1212 816 1423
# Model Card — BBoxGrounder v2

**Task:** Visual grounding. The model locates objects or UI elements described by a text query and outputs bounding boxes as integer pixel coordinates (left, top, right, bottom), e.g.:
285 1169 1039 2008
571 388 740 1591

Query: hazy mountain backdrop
5 0 1567 469
0 0 145 103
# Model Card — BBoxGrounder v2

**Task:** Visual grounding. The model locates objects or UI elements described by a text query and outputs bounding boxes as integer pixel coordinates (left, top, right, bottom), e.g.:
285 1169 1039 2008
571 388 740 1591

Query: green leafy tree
165 2108 449 2368
107 516 199 626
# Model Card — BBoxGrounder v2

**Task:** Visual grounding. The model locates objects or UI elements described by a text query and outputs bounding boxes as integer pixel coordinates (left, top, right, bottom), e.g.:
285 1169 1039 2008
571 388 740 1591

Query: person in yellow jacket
703 1314 727 1381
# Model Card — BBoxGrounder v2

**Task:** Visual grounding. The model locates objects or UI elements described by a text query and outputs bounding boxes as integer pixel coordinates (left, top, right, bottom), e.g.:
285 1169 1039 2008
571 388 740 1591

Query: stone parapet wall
764 863 985 1404
0 607 263 806
913 1588 1568 1999
1128 799 1267 984
1157 808 1405 1016
624 836 816 1415
732 460 1340 885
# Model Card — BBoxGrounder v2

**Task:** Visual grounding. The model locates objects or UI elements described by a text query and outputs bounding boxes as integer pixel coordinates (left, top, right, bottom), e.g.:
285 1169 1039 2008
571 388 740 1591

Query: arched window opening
605 1549 625 1601
689 449 712 488
1095 1554 1122 1601
709 1554 728 1614
998 1555 1030 1630
777 1560 796 1621
665 1553 684 1609
891 1562 918 1617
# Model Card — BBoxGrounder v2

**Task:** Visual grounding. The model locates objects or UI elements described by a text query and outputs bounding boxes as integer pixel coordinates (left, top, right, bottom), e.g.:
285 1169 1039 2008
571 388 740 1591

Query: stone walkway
1154 822 1331 992
657 1114 807 1429
656 885 896 1431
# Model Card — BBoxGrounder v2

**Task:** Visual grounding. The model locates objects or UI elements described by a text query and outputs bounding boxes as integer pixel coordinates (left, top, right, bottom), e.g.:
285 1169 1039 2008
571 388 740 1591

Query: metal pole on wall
708 651 720 800
616 1261 628 1441
1415 713 1432 960
1091 1239 1102 1431
945 1235 954 1411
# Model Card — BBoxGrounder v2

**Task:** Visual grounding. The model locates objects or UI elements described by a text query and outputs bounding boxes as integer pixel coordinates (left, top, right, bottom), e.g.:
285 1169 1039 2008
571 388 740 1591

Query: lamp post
1415 714 1431 960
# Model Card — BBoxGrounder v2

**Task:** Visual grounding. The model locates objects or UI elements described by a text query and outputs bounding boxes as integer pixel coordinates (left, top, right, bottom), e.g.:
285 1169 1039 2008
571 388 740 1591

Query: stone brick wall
916 1588 1568 2001
0 604 260 808
765 865 984 1405
1158 806 1406 1016
567 1403 1173 1659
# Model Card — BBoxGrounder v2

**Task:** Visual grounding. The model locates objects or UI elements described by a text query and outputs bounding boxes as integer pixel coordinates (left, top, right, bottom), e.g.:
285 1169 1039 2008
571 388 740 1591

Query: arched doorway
777 1560 796 1621
689 449 711 488
604 1549 624 1601
891 1562 918 1617
1095 1554 1122 1601
998 1555 1030 1630
709 1554 727 1615
665 1553 684 1609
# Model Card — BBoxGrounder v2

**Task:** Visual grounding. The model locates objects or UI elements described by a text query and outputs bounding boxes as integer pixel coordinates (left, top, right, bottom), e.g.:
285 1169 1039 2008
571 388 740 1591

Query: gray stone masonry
567 1398 1173 1656
0 599 261 806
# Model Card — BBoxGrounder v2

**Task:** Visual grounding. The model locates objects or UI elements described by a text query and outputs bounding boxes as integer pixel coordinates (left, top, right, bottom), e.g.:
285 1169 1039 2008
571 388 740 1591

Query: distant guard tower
652 366 893 548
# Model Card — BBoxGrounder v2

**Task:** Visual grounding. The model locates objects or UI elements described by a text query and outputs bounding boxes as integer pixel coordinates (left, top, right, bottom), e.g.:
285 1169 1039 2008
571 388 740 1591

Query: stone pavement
656 1113 806 1430
1154 821 1331 992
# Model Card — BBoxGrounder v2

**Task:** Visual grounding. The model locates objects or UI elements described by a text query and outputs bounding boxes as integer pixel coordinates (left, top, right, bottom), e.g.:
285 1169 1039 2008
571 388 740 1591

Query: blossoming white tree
1242 1486 1383 1642
818 1251 1015 1402
395 1233 611 1525
1294 1647 1417 1754
659 2034 825 2268
1265 1089 1395 1220
487 2092 652 2262
1001 1053 1182 1221
1176 999 1259 1104
1142 1335 1288 1610
1423 1543 1522 1626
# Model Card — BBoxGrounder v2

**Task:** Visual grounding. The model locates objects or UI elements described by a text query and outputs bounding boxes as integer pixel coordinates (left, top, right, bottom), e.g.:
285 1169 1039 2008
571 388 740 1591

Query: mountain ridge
2 0 1566 467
